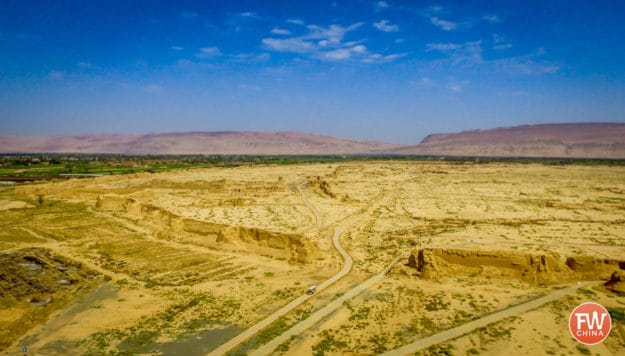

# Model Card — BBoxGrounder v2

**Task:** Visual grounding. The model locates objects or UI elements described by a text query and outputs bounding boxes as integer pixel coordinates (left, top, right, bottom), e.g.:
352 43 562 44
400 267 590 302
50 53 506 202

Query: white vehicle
306 285 317 295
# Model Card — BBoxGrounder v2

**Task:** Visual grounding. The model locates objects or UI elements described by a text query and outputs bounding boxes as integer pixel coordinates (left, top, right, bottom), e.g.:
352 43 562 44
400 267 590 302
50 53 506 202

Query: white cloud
448 84 463 92
381 53 406 61
262 38 315 53
494 56 559 74
196 46 222 58
375 1 390 10
170 46 184 51
232 52 271 62
426 41 483 66
427 40 558 75
306 22 364 43
410 77 433 86
262 21 403 63
362 52 406 63
483 15 501 23
426 43 462 52
323 44 369 60
287 18 305 25
48 70 65 80
78 62 92 68
494 43 512 50
373 20 398 32
492 34 512 50
430 16 457 31
240 12 256 17
324 48 355 60
271 27 291 35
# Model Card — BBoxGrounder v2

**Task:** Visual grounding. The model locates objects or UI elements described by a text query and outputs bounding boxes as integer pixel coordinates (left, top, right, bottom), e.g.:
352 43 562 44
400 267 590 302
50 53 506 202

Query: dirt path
206 184 353 356
250 253 404 356
297 183 322 229
381 281 598 355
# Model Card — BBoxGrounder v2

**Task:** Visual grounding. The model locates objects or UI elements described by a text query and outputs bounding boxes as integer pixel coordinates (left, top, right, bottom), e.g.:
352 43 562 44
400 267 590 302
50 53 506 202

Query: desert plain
1 160 624 355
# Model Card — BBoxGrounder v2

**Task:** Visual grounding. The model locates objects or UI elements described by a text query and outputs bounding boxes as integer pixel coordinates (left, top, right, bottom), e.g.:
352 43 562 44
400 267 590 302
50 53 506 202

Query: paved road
207 185 352 356
251 254 404 356
381 281 597 356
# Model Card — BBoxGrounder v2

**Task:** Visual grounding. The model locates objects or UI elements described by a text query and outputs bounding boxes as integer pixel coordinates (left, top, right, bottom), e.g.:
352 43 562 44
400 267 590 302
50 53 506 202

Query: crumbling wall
95 194 317 264
407 248 624 285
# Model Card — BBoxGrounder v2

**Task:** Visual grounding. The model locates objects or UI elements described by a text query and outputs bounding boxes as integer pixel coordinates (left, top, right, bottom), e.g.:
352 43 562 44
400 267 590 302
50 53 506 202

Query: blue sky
1 0 624 143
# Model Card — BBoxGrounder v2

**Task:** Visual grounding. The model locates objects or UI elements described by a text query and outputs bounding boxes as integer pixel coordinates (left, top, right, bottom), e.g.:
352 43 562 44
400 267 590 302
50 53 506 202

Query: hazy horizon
2 1 625 144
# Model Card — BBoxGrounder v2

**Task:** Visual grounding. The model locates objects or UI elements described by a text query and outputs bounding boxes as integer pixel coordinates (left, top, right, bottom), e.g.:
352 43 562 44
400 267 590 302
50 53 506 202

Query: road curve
381 281 597 356
250 254 404 356
297 182 322 229
207 185 352 356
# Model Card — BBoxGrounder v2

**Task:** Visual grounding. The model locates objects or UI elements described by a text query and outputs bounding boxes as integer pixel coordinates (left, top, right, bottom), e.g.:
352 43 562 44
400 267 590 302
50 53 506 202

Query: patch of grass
607 307 625 323
312 329 348 356
576 345 591 355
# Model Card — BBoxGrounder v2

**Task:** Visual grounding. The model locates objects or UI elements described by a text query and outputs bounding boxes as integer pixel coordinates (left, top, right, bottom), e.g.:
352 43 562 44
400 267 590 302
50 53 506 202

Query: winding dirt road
207 183 353 356
381 281 597 355
250 253 404 356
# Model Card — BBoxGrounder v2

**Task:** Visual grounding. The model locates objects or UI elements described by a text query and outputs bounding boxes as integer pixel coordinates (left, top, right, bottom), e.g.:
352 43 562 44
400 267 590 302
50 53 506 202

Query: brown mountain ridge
390 123 625 158
1 123 624 158
0 131 403 155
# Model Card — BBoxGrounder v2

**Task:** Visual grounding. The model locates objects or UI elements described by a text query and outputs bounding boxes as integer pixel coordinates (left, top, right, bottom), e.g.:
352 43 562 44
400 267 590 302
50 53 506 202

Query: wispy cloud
262 21 402 63
232 52 271 62
170 46 184 51
430 16 457 31
271 27 291 35
48 70 65 80
492 34 512 50
287 18 305 25
427 41 483 66
483 14 501 23
494 55 559 74
426 43 462 51
323 45 367 60
77 62 92 68
419 5 502 31
374 1 390 11
448 83 463 92
373 20 398 32
195 46 222 58
427 41 558 75
494 43 512 50
239 12 257 18
262 38 315 53
362 52 407 63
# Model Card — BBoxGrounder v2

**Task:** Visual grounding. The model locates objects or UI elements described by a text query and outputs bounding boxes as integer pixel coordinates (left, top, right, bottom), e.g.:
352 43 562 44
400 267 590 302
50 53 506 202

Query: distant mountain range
0 131 402 155
1 123 624 158
390 123 625 158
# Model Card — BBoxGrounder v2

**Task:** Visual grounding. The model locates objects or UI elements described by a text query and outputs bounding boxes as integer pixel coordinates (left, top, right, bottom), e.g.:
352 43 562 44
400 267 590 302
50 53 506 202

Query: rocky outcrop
604 270 625 295
95 194 317 264
407 248 624 285
565 256 625 279
308 177 337 198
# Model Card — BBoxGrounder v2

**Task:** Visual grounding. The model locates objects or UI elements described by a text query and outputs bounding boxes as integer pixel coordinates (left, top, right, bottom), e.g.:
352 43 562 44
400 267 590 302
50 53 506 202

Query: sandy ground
0 161 624 354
